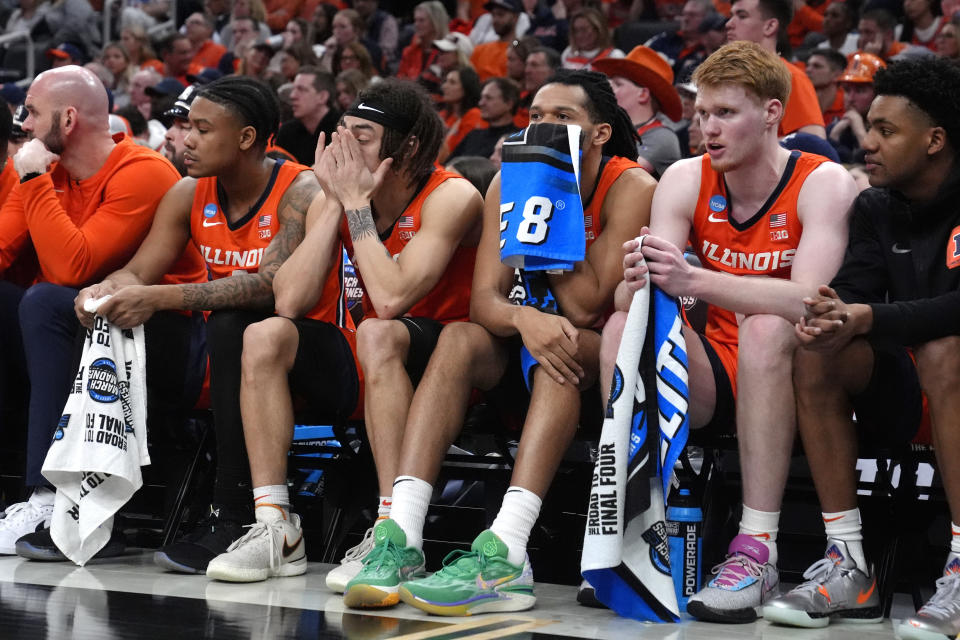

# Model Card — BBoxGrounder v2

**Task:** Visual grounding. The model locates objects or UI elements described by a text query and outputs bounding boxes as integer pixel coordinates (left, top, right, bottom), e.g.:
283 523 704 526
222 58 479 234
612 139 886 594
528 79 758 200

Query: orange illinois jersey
343 169 477 324
190 158 350 327
583 156 642 246
691 150 827 347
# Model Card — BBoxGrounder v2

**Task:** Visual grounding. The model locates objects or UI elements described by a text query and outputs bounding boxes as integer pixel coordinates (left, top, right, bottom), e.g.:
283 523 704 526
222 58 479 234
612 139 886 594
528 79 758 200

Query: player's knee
357 318 408 373
915 336 960 397
793 346 832 394
432 322 488 369
241 317 297 373
18 282 72 322
207 310 258 357
738 313 796 366
599 311 627 369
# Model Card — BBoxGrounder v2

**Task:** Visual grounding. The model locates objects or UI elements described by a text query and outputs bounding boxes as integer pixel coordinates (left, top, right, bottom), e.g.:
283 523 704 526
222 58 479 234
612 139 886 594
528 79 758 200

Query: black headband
344 99 416 135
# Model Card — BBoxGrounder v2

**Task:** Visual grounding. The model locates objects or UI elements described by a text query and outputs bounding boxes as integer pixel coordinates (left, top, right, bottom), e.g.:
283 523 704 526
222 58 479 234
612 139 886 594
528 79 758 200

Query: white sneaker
206 511 307 582
0 502 53 555
326 525 377 593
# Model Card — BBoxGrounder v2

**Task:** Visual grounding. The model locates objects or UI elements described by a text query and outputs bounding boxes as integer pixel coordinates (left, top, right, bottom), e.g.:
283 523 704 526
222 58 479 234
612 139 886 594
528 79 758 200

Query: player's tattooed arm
345 205 377 242
177 175 317 310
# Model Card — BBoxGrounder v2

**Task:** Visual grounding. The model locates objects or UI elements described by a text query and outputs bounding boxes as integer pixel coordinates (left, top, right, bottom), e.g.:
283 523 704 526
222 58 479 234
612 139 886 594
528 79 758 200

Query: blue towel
499 124 585 272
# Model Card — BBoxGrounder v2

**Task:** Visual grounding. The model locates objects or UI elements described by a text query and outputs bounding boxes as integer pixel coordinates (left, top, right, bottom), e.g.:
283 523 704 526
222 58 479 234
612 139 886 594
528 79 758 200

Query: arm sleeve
868 293 960 345
829 202 889 305
21 160 179 287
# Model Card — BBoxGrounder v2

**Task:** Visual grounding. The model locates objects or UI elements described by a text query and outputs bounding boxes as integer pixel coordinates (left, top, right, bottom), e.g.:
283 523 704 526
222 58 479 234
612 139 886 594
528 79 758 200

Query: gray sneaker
763 539 882 628
686 534 779 623
898 557 960 640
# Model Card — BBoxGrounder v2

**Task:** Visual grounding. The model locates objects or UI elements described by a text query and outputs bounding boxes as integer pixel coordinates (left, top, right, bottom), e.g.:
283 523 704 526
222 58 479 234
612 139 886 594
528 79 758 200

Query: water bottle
666 487 702 612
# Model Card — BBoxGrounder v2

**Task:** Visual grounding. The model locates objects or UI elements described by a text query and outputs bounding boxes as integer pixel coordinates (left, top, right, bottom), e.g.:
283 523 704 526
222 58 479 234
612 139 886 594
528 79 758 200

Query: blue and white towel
42 298 149 566
499 123 585 272
581 238 690 622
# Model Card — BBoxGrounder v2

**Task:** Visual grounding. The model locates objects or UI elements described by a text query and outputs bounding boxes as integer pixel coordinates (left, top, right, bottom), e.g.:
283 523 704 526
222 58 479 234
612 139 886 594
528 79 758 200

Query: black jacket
830 163 960 345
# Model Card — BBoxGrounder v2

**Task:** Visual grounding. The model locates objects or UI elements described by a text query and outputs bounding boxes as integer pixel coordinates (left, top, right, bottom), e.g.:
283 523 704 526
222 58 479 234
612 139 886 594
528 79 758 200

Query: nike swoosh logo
282 534 302 558
707 213 728 223
857 578 876 604
822 515 845 523
892 244 911 254
356 103 384 114
202 220 224 227
748 533 770 540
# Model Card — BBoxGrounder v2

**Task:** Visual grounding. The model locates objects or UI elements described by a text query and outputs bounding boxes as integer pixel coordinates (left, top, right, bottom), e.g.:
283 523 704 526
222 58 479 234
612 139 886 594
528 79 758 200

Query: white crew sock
490 486 542 566
739 505 780 565
253 484 290 522
389 476 432 550
947 522 960 570
822 507 867 572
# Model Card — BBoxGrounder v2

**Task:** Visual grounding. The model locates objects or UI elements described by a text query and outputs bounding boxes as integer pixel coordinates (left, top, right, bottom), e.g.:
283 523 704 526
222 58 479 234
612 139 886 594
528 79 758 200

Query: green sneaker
399 530 536 616
342 519 425 609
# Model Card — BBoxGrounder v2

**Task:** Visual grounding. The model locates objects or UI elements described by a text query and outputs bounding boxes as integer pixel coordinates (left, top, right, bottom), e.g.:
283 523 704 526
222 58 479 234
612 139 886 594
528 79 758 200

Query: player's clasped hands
515 306 584 386
794 285 868 352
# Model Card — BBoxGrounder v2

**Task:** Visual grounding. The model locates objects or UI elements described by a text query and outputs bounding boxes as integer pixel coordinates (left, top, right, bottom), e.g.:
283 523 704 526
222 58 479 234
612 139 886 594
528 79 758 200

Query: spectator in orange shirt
786 0 827 49
726 0 827 137
471 0 523 81
0 100 15 206
827 51 884 162
264 0 304 32
437 66 483 162
0 66 206 555
185 12 228 70
398 1 449 80
159 34 203 86
805 49 846 126
560 7 625 69
858 9 910 60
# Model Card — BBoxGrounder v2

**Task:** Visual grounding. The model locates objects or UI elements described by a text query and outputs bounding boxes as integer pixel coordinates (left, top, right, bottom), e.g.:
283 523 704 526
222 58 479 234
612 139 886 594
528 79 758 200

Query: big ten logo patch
948 226 960 269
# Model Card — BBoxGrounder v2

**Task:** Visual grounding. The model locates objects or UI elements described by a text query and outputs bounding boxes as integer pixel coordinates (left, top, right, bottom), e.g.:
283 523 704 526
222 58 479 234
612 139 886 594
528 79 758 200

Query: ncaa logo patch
709 195 727 213
87 358 120 403
203 203 218 218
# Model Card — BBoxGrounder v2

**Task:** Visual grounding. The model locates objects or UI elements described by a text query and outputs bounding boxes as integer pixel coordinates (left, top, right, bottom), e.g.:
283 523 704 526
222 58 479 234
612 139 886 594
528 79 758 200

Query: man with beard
163 85 200 175
471 0 522 82
0 65 206 555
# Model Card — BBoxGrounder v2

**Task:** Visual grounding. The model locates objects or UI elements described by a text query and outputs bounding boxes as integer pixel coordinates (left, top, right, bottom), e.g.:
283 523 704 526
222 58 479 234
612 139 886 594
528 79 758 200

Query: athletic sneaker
0 501 53 555
206 511 307 582
762 540 882 628
399 530 536 616
326 525 377 593
686 534 779 623
343 519 425 609
897 557 960 640
154 504 249 574
16 526 126 561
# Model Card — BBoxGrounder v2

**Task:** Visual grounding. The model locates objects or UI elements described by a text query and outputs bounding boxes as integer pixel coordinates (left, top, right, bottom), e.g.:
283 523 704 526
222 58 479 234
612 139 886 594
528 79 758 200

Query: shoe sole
207 557 307 583
398 585 536 616
343 583 401 608
763 604 884 629
15 540 125 562
153 551 205 575
686 600 760 624
897 621 955 640
325 563 362 594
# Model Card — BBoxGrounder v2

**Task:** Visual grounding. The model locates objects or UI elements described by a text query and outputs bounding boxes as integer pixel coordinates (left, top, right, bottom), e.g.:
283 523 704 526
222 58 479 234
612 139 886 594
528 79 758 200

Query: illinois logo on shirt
947 225 960 269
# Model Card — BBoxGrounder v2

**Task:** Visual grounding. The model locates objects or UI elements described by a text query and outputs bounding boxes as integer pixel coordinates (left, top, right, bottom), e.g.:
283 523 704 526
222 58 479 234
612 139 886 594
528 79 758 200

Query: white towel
41 299 149 566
